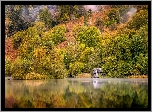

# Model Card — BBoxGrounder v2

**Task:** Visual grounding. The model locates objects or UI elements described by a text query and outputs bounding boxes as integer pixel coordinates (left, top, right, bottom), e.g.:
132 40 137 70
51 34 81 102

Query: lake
5 78 148 108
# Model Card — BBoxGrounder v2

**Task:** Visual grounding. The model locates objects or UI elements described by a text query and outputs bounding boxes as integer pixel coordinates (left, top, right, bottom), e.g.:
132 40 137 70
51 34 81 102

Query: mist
127 7 137 17
21 5 137 23
83 5 101 12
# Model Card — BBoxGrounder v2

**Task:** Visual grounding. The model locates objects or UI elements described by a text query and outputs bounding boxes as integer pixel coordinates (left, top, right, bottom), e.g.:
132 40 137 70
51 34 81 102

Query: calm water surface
5 78 148 108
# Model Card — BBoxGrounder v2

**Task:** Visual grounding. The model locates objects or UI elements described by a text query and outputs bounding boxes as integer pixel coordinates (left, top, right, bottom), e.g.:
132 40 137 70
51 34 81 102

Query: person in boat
92 68 103 78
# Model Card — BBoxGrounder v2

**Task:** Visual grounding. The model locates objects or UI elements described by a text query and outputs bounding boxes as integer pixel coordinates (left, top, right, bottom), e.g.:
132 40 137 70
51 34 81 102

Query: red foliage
5 96 18 108
5 38 18 62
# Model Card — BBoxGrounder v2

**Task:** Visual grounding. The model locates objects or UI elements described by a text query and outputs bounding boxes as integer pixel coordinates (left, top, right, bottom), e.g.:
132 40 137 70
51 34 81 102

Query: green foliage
83 48 102 73
64 42 102 77
130 25 148 57
72 5 80 18
103 56 133 77
135 5 148 12
39 8 53 30
33 47 47 62
95 18 104 32
11 21 68 79
132 53 148 75
51 25 67 45
33 48 68 79
83 9 92 26
56 5 71 23
12 30 26 49
107 8 120 24
72 25 86 38
114 34 132 60
12 22 44 50
102 23 148 77
41 31 55 50
103 8 121 30
24 72 50 80
5 5 31 37
127 10 148 30
57 5 86 21
75 26 101 47
6 5 148 79
84 12 89 26
18 41 35 60
5 57 12 76
11 57 32 79
69 61 85 77
102 34 133 77
32 22 46 37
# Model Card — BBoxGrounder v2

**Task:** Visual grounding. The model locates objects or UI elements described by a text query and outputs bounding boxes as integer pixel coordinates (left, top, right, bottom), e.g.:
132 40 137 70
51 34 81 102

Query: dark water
5 78 148 108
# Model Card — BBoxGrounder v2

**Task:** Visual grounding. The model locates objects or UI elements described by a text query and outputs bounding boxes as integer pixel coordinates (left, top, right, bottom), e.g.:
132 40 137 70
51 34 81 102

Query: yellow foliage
50 94 66 108
34 47 46 60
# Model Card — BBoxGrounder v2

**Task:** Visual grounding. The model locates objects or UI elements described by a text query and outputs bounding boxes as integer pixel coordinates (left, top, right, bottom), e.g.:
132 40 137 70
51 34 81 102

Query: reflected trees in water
5 79 148 108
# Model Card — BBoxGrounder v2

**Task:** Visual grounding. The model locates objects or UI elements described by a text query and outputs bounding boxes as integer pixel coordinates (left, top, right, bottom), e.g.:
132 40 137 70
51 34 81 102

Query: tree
5 17 12 38
72 5 80 18
130 25 148 75
56 5 71 23
77 5 85 17
69 61 85 77
107 8 120 24
5 5 31 37
102 34 133 77
33 48 68 79
127 10 148 30
95 17 104 32
39 8 53 30
135 5 148 12
51 25 67 45
64 42 102 77
5 57 12 76
11 57 32 79
75 26 101 48
84 12 89 26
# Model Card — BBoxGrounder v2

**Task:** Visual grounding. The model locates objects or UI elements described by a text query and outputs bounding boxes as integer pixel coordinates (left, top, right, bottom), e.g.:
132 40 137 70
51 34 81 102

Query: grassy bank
76 73 148 78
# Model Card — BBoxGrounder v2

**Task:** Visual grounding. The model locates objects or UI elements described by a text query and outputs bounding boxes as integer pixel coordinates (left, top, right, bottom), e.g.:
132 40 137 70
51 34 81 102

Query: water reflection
93 78 104 89
5 78 148 108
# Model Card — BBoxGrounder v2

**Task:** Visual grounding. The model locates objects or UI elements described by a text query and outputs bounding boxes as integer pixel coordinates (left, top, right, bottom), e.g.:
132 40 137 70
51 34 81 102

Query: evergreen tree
39 8 53 30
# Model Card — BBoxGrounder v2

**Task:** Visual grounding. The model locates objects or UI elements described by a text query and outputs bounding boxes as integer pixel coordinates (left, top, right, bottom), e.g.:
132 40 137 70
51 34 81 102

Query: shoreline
5 76 148 80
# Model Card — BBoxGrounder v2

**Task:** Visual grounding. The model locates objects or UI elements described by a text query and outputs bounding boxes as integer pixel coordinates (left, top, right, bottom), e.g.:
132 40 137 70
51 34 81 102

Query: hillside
5 38 18 62
5 5 148 79
4 5 139 62
5 7 110 60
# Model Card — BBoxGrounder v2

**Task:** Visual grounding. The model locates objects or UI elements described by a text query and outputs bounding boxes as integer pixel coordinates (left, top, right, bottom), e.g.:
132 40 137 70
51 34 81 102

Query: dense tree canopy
5 5 148 79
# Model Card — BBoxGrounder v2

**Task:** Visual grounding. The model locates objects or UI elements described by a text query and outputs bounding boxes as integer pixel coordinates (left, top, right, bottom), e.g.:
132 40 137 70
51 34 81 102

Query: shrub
130 25 148 58
12 30 26 49
72 25 87 38
107 8 120 24
41 31 55 50
11 57 32 79
39 8 53 30
69 61 85 77
18 41 35 60
51 25 67 45
24 72 51 80
127 10 148 30
64 42 102 77
95 18 104 32
133 53 148 75
75 26 101 47
102 34 133 77
33 48 68 79
5 57 12 76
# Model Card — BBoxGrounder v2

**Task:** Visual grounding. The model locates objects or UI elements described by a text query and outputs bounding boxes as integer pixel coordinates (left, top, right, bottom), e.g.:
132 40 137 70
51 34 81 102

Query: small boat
5 77 12 80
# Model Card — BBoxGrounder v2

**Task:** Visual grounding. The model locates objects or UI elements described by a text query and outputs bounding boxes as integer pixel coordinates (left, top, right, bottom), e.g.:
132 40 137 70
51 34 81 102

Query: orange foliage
5 38 18 62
